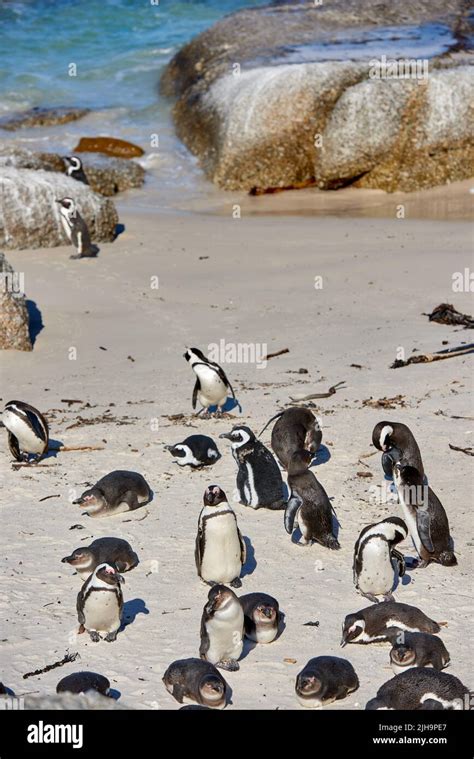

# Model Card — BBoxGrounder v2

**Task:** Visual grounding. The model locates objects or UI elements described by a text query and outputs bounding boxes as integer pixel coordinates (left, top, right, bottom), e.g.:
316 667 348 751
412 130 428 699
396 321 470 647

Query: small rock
0 107 90 131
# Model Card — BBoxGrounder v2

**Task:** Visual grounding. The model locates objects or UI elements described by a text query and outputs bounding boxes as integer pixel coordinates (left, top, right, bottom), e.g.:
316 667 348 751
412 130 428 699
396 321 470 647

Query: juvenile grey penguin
393 462 457 567
219 425 285 510
285 449 340 549
76 563 124 642
353 516 408 603
386 629 450 674
56 672 110 696
184 347 236 417
260 407 322 470
195 485 246 588
295 657 359 708
62 537 139 580
164 435 221 468
56 197 97 259
372 421 424 479
366 668 469 710
2 400 49 462
73 470 152 518
163 658 228 709
63 155 89 185
199 585 244 671
341 602 441 646
240 592 281 644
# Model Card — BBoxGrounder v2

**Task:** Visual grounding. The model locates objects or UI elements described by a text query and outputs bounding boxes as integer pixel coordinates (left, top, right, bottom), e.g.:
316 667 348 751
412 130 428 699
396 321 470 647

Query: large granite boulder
0 252 32 351
161 0 474 192
0 146 145 196
0 168 118 250
0 107 90 131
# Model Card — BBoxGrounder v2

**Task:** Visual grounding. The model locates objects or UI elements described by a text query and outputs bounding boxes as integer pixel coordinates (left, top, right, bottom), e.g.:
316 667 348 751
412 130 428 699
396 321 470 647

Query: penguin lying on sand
366 668 468 710
165 435 221 468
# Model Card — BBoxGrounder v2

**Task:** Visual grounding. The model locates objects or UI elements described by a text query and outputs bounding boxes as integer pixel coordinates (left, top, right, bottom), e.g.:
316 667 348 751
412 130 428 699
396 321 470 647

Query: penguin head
72 487 106 514
390 644 416 668
203 484 227 507
199 675 226 707
164 443 185 457
253 603 277 625
63 155 82 171
341 614 365 646
183 347 207 364
94 563 124 586
56 197 77 219
288 449 313 475
296 670 322 699
372 422 394 452
61 547 94 570
219 425 254 448
205 584 237 615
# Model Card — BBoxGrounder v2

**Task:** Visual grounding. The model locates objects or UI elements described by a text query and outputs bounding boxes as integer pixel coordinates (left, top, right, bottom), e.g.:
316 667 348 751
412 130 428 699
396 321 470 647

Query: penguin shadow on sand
26 300 44 345
120 598 149 631
240 536 257 579
310 444 331 467
207 397 242 415
108 687 121 700
42 438 65 460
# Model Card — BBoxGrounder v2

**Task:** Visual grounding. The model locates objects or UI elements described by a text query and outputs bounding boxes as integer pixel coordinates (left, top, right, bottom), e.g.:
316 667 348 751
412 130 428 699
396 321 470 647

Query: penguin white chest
243 462 259 507
60 214 73 241
201 514 242 583
206 604 244 664
83 591 120 633
2 409 45 454
195 366 227 407
358 541 394 595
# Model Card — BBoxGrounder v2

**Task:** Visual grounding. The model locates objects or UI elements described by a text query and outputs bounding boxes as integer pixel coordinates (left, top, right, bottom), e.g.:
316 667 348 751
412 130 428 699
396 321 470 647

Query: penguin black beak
163 445 173 452
218 432 232 440
72 497 84 505
61 556 71 563
340 636 347 648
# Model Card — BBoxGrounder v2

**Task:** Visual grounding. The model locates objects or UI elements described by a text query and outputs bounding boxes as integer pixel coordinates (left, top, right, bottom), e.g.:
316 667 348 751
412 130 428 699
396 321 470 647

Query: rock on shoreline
0 252 32 351
161 0 474 192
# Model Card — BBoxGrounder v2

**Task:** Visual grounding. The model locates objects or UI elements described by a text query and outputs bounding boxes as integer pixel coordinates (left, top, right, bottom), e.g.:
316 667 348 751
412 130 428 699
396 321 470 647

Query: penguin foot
104 632 117 642
217 659 240 672
361 592 380 604
382 593 395 603
230 577 242 588
89 631 100 642
296 540 311 548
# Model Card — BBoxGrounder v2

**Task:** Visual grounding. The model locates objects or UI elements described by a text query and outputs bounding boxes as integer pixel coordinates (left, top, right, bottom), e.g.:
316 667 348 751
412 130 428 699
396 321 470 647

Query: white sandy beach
1 209 472 709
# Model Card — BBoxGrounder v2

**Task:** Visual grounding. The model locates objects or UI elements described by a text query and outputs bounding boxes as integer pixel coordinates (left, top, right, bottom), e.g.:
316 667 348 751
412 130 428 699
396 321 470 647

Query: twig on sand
23 651 79 679
50 445 105 453
435 410 474 421
264 348 289 361
122 509 149 523
38 494 60 502
360 450 377 459
391 343 473 368
61 399 83 405
449 443 474 457
290 381 346 402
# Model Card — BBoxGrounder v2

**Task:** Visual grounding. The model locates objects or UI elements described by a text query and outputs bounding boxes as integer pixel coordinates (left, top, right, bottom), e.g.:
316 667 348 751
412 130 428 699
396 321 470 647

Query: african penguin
2 400 49 462
195 485 246 588
199 585 244 671
63 155 89 185
219 425 285 510
295 657 359 708
353 516 408 603
260 407 322 470
285 449 339 549
372 421 424 479
73 470 152 518
164 434 221 468
341 601 442 646
366 668 469 710
56 672 110 696
62 537 139 580
183 347 236 417
76 563 124 642
386 628 450 674
393 462 457 567
56 197 97 259
240 592 281 644
163 658 228 709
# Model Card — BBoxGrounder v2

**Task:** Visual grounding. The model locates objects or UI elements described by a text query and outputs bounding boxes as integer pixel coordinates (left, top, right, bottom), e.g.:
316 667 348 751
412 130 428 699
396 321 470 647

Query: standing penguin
285 450 340 549
195 485 246 588
260 407 322 470
199 585 244 671
73 470 152 517
63 156 89 185
353 517 408 603
164 435 221 468
2 400 49 462
372 421 424 479
56 197 98 259
393 462 457 567
219 425 285 510
62 537 139 580
183 348 236 417
240 592 281 644
76 563 124 642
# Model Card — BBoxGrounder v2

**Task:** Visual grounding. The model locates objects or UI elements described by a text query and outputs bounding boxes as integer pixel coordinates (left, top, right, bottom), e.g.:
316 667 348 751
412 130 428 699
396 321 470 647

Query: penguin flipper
381 446 401 477
195 522 204 573
7 431 22 461
237 525 246 566
76 591 85 625
284 494 302 535
172 684 186 704
416 508 434 553
192 379 200 410
391 548 406 577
